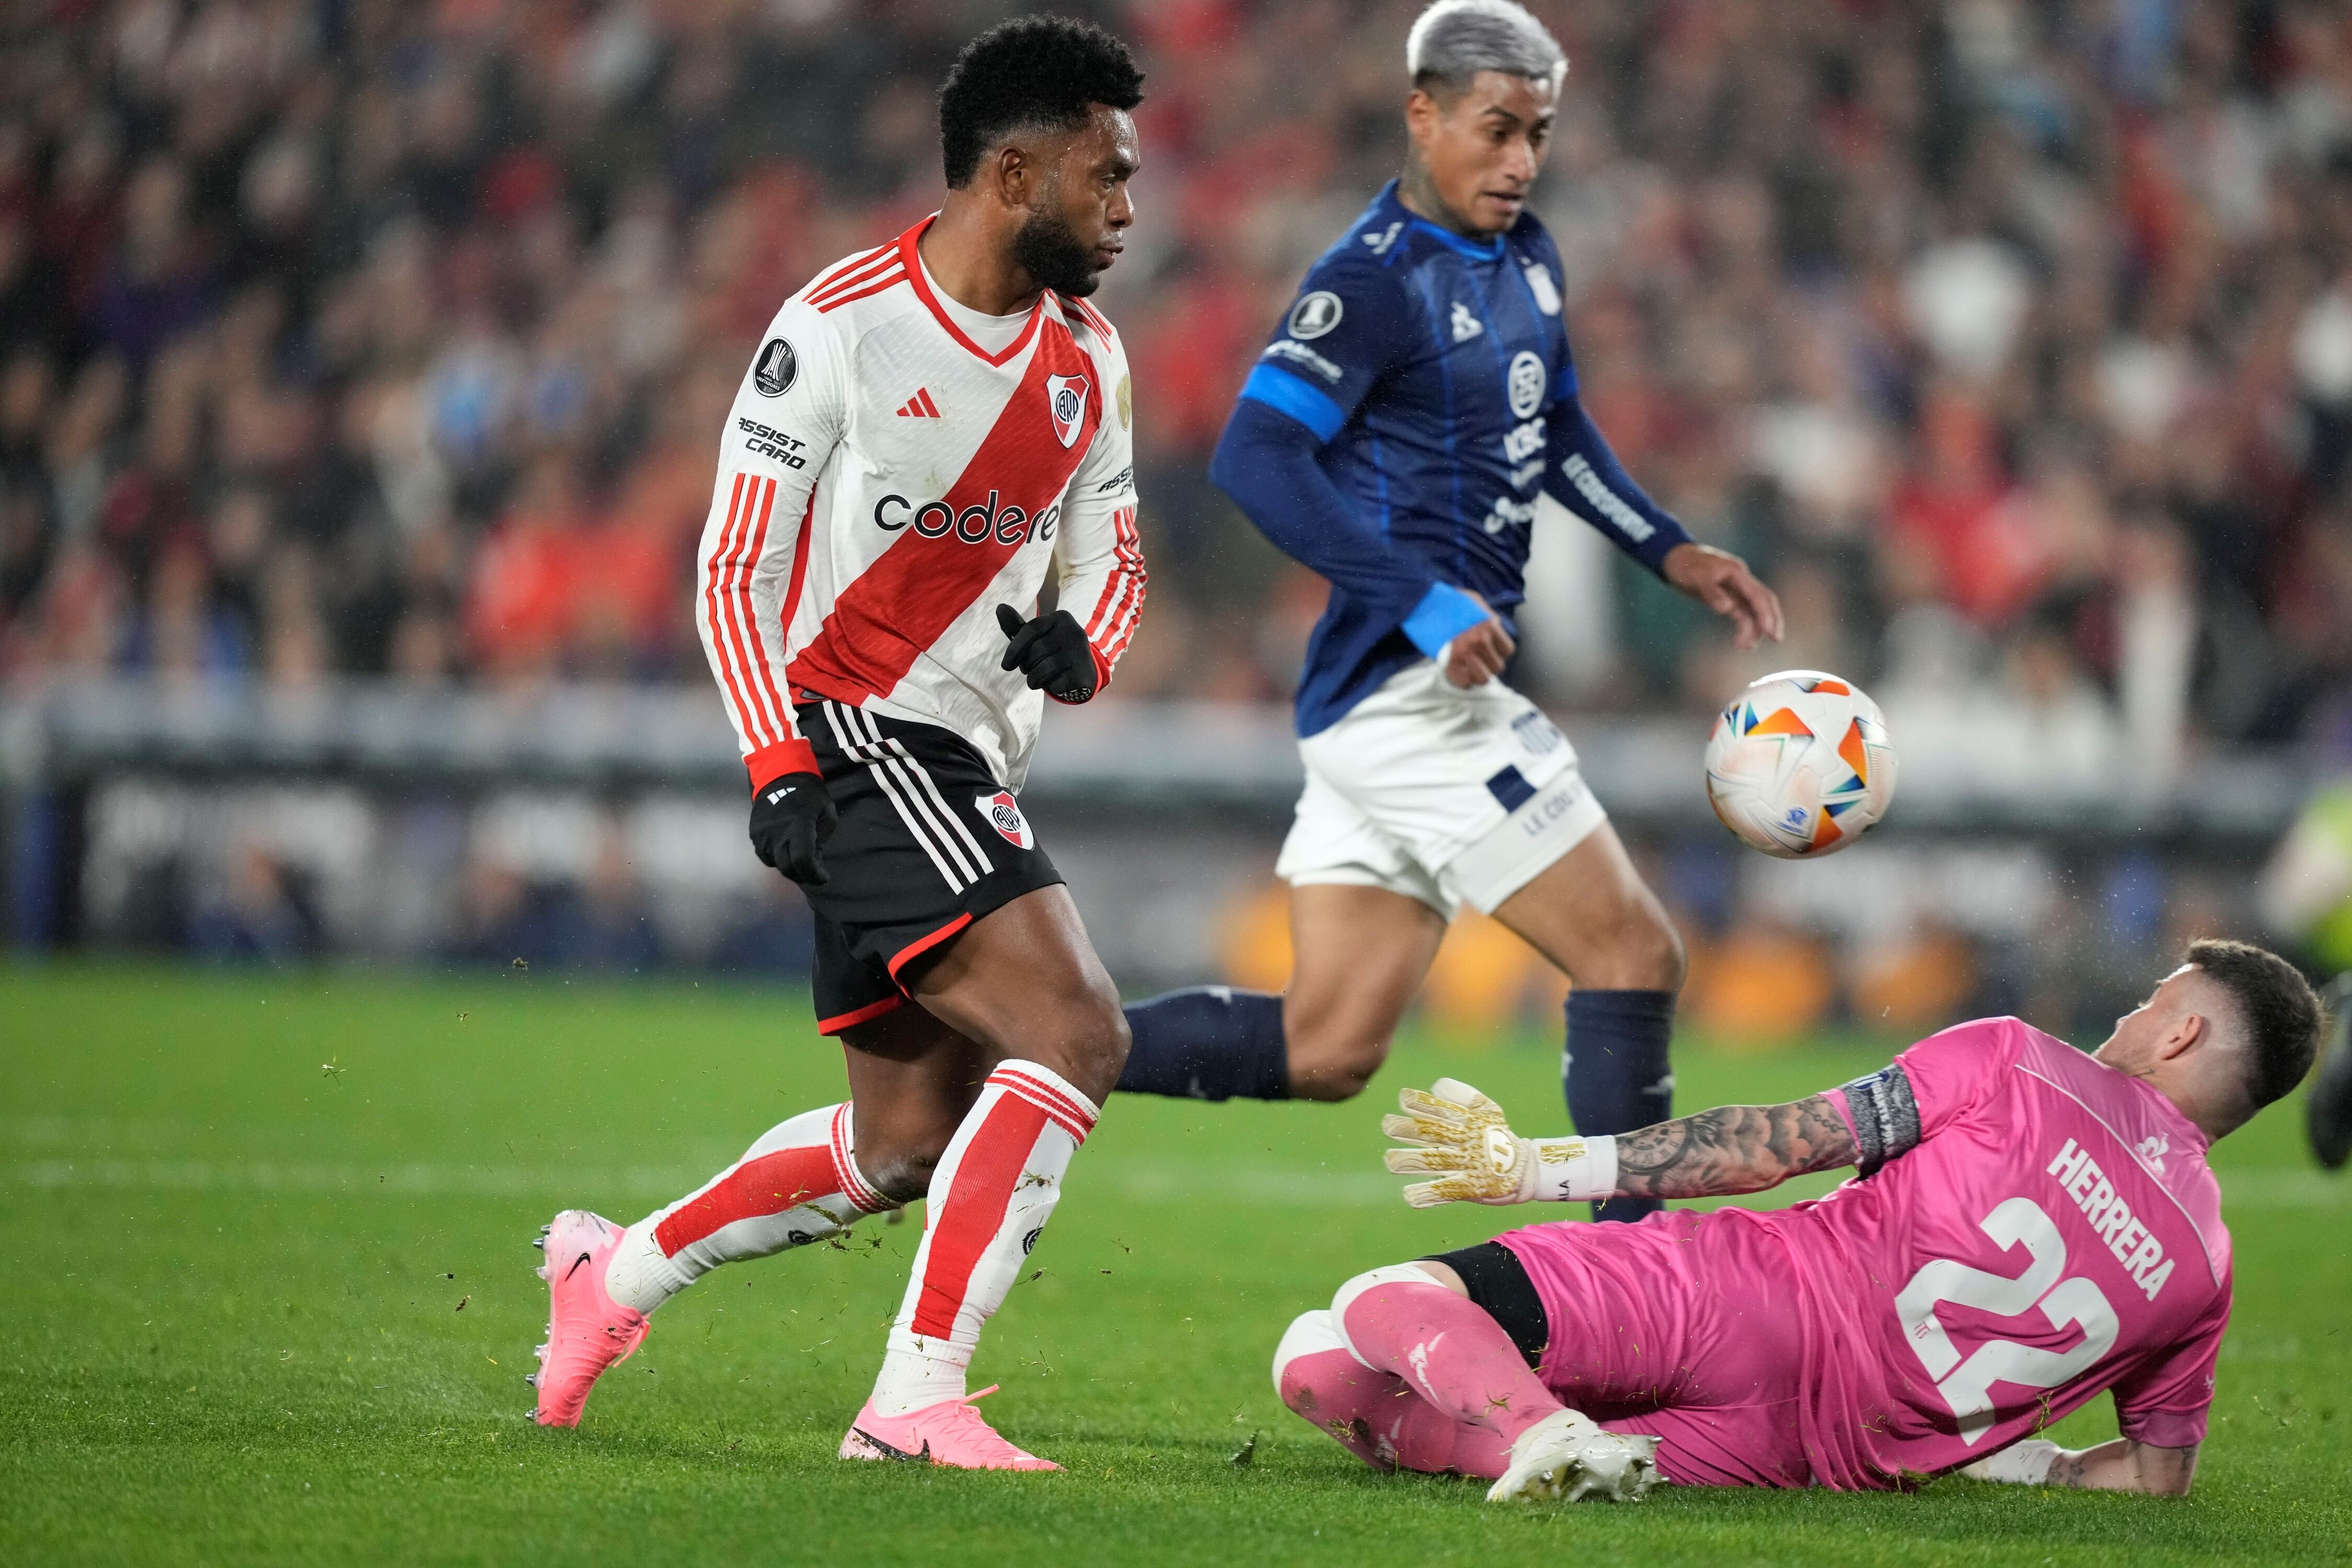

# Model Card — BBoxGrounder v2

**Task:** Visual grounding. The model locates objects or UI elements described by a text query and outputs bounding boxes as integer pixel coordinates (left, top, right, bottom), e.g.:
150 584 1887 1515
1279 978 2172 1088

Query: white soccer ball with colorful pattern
1703 671 1897 859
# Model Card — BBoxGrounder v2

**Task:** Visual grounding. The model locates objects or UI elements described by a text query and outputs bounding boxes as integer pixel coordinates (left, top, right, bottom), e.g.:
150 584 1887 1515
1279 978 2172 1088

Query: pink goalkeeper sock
1334 1269 1565 1445
1277 1338 1511 1479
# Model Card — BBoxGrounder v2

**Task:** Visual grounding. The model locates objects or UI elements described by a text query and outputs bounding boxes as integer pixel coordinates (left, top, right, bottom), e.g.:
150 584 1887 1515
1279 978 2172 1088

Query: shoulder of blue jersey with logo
1242 184 1579 437
1287 195 1426 336
1237 186 1424 441
1321 181 1417 268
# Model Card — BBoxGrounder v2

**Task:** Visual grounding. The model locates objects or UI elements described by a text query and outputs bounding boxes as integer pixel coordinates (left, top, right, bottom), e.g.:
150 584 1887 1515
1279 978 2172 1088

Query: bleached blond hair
1405 0 1568 97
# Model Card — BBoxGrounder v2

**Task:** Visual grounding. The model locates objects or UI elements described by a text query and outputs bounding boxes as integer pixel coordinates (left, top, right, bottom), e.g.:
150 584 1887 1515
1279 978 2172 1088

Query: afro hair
938 15 1145 189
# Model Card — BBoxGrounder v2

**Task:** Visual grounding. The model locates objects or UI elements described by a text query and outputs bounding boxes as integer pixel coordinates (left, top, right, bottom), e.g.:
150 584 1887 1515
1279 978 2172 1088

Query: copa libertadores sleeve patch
1839 1064 1921 1177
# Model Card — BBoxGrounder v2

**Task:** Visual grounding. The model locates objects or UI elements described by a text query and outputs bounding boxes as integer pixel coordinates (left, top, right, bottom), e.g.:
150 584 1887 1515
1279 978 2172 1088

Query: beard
1013 207 1102 298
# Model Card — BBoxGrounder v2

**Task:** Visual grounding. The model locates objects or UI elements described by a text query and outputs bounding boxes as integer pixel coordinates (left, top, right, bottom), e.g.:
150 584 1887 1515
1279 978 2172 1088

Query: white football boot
1485 1409 1661 1503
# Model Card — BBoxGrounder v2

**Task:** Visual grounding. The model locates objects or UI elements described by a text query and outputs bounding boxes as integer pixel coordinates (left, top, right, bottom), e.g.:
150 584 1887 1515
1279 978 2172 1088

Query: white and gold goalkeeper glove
1380 1078 1618 1208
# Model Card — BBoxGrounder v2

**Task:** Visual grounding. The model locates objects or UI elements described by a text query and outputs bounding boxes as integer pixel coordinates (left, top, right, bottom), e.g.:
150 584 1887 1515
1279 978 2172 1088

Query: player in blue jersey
1113 0 1781 1222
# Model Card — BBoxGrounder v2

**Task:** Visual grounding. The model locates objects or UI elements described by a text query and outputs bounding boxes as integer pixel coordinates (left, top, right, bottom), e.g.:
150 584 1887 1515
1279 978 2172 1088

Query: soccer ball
1702 671 1898 859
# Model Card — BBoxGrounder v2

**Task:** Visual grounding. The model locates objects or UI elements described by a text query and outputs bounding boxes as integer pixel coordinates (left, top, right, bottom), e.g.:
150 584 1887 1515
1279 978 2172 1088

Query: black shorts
797 698 1064 1034
1423 1241 1550 1368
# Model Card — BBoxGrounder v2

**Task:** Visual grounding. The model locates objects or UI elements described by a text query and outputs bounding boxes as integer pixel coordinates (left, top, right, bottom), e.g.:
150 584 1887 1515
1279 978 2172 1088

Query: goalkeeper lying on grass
1272 943 2323 1502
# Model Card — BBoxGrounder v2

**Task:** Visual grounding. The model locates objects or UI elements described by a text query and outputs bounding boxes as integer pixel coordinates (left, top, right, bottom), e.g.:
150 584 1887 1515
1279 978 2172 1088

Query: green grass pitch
4 963 2348 1566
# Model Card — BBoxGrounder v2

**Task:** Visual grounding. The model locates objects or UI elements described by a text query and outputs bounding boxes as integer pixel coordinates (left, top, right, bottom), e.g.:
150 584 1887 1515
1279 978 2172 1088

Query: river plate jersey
695 217 1146 793
1796 1018 2231 1486
1240 181 1578 734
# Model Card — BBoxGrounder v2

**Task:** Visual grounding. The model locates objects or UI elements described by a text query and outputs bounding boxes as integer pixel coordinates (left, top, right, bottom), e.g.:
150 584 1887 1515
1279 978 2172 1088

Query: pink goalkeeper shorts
1495 1207 1815 1488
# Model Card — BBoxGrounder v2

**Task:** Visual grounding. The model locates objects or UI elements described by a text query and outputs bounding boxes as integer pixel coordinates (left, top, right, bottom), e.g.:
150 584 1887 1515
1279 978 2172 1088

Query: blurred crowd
1 0 2349 764
8 0 2352 1022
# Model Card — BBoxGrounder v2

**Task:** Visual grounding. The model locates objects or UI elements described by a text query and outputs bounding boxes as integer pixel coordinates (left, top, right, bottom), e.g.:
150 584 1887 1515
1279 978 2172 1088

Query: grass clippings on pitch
3 963 2347 1566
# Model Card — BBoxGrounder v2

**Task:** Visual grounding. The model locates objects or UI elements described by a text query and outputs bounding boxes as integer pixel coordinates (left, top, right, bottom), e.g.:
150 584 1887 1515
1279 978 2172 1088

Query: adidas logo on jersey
896 387 942 419
1450 302 1484 342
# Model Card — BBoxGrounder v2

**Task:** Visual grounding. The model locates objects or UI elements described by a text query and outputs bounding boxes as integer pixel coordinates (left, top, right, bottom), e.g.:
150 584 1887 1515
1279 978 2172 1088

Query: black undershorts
1423 1240 1550 1368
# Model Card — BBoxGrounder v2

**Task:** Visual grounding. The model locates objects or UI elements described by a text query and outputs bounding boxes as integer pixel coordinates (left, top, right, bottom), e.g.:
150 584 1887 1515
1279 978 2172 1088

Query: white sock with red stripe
867 1060 1098 1415
603 1102 895 1316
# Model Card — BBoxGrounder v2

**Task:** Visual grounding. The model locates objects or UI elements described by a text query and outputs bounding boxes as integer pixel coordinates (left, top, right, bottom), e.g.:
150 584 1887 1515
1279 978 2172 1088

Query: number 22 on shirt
1895 1196 2122 1444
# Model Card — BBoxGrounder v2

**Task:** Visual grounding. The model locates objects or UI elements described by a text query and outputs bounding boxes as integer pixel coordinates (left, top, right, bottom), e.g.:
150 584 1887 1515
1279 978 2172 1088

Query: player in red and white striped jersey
528 17 1147 1471
698 143 1143 806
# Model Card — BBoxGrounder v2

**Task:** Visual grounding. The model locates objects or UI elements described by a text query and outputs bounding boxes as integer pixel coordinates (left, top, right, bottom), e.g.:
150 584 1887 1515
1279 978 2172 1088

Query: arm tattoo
1612 1093 1860 1199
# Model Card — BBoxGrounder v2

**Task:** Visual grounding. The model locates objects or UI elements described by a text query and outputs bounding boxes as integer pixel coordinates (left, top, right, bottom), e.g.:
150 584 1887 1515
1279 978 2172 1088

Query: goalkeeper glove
748 771 837 886
1381 1078 1619 1208
997 604 1101 704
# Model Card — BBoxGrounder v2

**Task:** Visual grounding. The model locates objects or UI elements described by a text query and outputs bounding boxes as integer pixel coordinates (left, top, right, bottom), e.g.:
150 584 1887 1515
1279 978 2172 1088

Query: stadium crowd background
4 0 2350 1042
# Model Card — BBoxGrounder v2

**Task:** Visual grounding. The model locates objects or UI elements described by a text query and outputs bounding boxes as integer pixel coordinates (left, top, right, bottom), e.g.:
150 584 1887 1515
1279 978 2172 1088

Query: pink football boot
529 1209 649 1427
839 1386 1058 1471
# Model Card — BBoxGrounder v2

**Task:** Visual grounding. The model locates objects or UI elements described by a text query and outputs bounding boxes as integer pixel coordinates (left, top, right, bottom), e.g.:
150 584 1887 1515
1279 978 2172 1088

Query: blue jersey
1212 181 1689 735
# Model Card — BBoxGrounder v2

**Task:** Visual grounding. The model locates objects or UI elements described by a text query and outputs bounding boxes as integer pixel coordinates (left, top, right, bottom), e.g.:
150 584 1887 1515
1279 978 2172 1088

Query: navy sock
1117 986 1289 1101
1563 988 1677 1223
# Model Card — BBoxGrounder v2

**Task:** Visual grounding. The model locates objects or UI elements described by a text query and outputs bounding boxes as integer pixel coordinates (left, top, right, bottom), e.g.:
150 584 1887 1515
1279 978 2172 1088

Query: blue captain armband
1238 364 1345 444
1401 582 1493 658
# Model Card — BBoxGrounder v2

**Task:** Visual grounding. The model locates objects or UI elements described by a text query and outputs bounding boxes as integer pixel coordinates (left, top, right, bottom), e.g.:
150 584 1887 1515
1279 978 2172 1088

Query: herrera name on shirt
2046 1138 2177 1300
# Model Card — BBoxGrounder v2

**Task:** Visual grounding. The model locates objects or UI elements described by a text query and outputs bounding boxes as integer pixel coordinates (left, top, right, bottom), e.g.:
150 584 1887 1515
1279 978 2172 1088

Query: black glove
748 771 837 886
996 603 1100 703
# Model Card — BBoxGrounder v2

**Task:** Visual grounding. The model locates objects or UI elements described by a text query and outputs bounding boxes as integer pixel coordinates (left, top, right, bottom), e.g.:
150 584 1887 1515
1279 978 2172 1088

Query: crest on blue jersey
1523 263 1562 316
1507 352 1547 418
1288 292 1343 340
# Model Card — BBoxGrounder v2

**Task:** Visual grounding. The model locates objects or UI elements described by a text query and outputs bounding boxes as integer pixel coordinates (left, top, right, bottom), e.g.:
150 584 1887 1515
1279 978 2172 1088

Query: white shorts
1276 661 1608 920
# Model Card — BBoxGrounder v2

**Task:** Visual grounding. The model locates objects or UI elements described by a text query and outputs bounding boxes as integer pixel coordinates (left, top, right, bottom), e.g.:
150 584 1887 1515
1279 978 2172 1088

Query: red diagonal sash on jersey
787 320 1103 706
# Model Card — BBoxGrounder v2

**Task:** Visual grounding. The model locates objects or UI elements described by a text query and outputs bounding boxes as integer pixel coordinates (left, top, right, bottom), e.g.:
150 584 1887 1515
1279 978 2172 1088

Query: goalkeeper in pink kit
1274 940 2323 1501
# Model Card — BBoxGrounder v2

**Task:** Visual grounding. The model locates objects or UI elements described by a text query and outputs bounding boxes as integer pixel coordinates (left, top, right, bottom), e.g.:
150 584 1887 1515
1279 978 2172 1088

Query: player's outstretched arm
1660 541 1784 652
1610 1096 1856 1199
1961 1437 2198 1496
1382 1080 1855 1206
1543 392 1782 651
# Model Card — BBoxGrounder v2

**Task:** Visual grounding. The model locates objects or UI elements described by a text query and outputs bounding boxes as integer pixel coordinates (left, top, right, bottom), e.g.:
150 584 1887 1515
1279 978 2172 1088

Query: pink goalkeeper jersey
1786 1017 2232 1486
